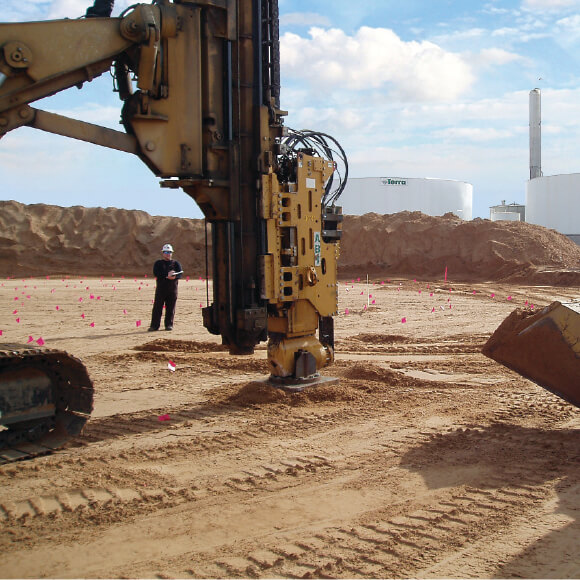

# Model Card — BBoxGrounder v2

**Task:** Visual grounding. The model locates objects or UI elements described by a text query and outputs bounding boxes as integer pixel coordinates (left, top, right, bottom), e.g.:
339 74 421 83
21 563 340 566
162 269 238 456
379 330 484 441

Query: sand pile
0 200 207 277
1 201 579 283
340 211 580 283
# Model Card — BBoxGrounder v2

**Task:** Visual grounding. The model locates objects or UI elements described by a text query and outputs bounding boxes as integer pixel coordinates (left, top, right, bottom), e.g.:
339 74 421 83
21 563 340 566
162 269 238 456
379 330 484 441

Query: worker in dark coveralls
149 244 183 331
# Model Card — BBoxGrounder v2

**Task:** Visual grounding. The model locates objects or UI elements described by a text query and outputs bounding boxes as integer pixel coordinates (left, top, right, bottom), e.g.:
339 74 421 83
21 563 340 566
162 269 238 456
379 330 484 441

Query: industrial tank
526 174 580 240
340 177 473 220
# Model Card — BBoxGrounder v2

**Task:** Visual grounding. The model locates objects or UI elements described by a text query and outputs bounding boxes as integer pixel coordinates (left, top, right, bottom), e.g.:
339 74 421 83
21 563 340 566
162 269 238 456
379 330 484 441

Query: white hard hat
162 243 174 253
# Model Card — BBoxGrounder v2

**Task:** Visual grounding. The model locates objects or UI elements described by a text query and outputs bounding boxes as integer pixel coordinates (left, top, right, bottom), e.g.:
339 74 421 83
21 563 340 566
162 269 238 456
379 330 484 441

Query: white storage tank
340 177 473 220
526 174 580 239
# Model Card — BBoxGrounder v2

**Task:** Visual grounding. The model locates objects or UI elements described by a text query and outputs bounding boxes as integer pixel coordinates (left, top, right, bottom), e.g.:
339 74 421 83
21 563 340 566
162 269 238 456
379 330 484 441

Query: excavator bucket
482 301 580 408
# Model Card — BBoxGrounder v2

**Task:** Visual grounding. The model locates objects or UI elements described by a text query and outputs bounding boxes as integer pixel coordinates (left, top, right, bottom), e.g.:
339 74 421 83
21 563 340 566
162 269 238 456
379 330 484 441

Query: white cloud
555 14 580 44
477 47 528 67
281 12 331 28
434 127 514 142
281 26 474 102
522 0 580 9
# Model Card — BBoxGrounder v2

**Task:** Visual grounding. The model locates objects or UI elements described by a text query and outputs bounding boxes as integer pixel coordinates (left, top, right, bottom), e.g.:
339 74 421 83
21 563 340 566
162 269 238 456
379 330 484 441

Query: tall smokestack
529 88 541 180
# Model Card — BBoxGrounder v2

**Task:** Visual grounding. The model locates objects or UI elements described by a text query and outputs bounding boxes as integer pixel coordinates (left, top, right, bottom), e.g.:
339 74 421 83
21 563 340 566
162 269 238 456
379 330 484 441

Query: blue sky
3 0 580 219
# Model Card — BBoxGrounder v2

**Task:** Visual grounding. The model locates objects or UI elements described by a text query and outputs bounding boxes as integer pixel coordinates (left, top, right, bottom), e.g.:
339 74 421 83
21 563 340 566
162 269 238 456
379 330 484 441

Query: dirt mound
134 339 228 353
340 211 580 283
1 201 579 283
0 200 207 277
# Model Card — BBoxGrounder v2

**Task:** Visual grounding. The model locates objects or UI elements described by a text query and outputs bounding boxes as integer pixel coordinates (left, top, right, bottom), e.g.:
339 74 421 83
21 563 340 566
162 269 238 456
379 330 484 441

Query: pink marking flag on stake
136 320 142 327
401 317 407 324
158 414 171 422
167 360 176 372
0 330 3 336
81 313 85 319
345 308 350 315
36 337 45 346
444 266 448 281
90 322 95 327
27 336 34 343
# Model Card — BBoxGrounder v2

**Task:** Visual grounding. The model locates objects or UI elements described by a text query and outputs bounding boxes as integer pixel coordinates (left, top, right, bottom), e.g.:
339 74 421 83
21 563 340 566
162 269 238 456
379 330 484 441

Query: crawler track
0 345 93 463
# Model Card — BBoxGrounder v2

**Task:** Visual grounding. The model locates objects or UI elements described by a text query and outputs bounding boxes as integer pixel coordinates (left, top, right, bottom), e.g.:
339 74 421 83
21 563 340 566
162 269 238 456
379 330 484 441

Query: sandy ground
0 274 579 579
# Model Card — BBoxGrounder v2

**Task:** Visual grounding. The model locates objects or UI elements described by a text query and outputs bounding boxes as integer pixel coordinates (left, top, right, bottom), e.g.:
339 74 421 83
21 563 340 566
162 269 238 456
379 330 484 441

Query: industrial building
489 201 526 222
339 89 579 246
339 176 473 220
525 88 580 245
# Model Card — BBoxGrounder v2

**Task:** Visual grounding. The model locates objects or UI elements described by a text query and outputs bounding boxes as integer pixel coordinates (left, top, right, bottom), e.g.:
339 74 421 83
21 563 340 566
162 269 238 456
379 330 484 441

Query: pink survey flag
81 313 85 319
56 305 60 310
27 336 34 343
507 296 513 301
15 318 20 323
167 360 176 372
401 317 407 323
90 322 95 327
345 308 350 315
158 414 171 421
36 337 45 346
136 320 142 327
444 266 448 281
12 309 17 314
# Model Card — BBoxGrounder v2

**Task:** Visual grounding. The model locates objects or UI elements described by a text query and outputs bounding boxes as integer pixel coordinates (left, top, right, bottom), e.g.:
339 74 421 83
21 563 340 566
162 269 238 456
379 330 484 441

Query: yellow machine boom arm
0 0 346 387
